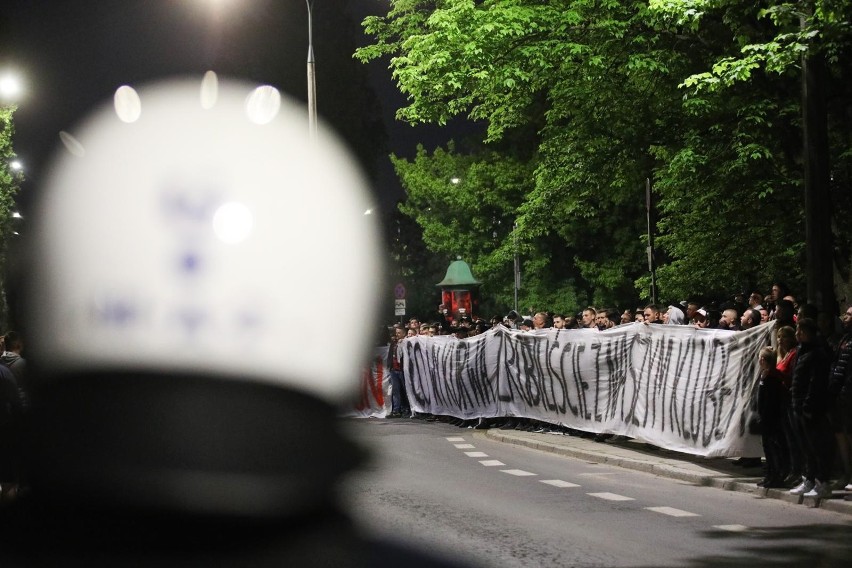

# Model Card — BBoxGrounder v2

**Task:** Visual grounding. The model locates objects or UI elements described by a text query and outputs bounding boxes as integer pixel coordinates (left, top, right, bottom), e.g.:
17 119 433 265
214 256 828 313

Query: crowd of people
385 282 852 502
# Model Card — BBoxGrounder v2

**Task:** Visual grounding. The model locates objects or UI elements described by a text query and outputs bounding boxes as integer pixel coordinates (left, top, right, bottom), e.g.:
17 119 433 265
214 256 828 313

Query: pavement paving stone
480 428 852 517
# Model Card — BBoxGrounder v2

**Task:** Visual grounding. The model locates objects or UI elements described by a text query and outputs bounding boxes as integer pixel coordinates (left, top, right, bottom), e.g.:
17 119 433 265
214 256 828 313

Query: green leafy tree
358 0 669 310
357 0 852 309
381 201 457 324
0 105 22 327
649 0 852 307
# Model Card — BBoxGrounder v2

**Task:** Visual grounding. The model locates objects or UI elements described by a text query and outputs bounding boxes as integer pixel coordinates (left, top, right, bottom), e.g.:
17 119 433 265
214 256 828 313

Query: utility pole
646 178 657 305
513 222 520 314
305 0 317 143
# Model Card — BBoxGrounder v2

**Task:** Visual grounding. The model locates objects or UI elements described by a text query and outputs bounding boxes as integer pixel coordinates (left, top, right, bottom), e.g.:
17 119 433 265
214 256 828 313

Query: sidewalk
481 428 852 517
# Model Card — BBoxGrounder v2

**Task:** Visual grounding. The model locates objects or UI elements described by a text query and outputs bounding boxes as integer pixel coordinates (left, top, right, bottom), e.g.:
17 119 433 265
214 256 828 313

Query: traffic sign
394 299 406 316
394 283 406 300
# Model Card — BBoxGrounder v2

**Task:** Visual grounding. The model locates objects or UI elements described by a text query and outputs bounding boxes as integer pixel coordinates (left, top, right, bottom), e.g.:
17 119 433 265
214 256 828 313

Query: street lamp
305 0 317 143
0 71 23 102
195 1 316 140
513 222 520 314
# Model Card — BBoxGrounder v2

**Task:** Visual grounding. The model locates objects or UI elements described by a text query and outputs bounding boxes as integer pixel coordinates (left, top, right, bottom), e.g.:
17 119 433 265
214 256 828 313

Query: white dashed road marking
501 469 537 477
540 480 581 488
588 492 635 501
714 525 749 532
444 437 730 533
645 506 700 518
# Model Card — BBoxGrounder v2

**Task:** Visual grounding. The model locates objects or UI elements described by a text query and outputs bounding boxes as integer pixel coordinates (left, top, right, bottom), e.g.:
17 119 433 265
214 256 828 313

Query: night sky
0 0 462 214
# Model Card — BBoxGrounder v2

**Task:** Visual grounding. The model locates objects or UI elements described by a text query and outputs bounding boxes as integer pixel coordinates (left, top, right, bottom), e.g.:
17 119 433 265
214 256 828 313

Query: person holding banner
580 307 597 328
663 305 685 325
756 347 790 488
642 305 662 324
776 322 804 486
387 326 411 419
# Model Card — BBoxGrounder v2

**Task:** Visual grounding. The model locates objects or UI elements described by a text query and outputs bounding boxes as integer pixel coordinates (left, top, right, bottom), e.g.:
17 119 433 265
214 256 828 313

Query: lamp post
0 71 23 102
645 178 658 305
513 222 520 314
305 0 317 143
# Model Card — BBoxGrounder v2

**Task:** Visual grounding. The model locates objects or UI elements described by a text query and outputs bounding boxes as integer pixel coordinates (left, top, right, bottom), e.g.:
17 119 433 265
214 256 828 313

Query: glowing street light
0 71 23 101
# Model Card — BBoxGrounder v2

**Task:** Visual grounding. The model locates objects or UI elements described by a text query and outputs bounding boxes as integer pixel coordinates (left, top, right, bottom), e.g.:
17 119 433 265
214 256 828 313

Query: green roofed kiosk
437 258 481 322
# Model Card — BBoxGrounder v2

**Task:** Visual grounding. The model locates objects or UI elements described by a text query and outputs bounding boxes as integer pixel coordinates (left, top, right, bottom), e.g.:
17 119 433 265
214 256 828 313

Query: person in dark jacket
1 331 28 409
828 307 852 492
788 318 835 498
0 331 27 387
756 347 790 488
0 363 24 502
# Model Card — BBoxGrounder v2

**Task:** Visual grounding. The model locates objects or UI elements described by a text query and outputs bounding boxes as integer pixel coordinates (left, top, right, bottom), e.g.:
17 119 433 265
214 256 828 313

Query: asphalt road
339 418 852 568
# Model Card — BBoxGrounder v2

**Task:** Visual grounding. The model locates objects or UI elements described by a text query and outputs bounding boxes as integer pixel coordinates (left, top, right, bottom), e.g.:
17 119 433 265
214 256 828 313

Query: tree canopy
0 104 22 326
357 0 852 315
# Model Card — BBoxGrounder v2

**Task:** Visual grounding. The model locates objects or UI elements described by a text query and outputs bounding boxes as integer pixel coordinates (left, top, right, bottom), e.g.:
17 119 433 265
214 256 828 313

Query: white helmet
26 75 382 404
19 75 383 517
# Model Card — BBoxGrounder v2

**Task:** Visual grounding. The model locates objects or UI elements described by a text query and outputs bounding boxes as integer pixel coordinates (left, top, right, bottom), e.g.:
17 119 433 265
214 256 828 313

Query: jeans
390 370 410 415
791 410 834 482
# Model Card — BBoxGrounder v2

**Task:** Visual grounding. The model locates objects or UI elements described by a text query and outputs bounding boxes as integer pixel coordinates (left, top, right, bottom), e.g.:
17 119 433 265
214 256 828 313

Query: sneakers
803 480 833 499
789 478 815 495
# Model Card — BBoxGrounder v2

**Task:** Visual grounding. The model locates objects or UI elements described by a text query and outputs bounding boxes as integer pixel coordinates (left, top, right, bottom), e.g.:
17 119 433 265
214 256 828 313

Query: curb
482 429 852 517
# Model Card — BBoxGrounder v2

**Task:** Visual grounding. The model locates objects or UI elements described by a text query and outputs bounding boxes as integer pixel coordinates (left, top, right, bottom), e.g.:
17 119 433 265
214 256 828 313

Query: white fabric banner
346 346 391 418
399 323 773 457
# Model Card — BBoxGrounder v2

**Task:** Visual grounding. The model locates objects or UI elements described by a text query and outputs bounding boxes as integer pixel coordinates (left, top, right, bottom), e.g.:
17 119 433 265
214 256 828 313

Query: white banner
346 346 391 418
399 323 772 457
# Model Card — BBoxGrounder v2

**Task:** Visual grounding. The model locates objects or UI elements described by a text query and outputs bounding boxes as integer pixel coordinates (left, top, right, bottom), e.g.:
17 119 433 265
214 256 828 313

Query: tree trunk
802 47 836 315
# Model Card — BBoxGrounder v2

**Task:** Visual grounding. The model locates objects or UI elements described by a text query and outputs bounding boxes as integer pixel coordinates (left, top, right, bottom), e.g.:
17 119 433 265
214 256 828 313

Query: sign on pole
394 299 406 316
394 283 406 300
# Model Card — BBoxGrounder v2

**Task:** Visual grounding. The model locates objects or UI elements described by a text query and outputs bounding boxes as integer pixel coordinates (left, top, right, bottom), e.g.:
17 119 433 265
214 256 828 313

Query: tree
381 200 458 323
0 104 22 328
357 0 671 310
357 0 852 309
649 0 852 309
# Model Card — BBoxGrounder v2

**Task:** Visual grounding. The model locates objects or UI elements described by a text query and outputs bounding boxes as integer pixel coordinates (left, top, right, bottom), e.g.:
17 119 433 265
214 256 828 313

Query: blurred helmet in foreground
18 75 383 517
27 75 381 403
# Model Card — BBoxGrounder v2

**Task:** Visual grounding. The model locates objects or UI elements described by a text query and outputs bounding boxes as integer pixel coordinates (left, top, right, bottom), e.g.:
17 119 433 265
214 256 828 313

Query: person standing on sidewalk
775 325 803 486
387 326 411 419
788 318 834 498
0 363 24 502
828 307 852 493
756 347 790 488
